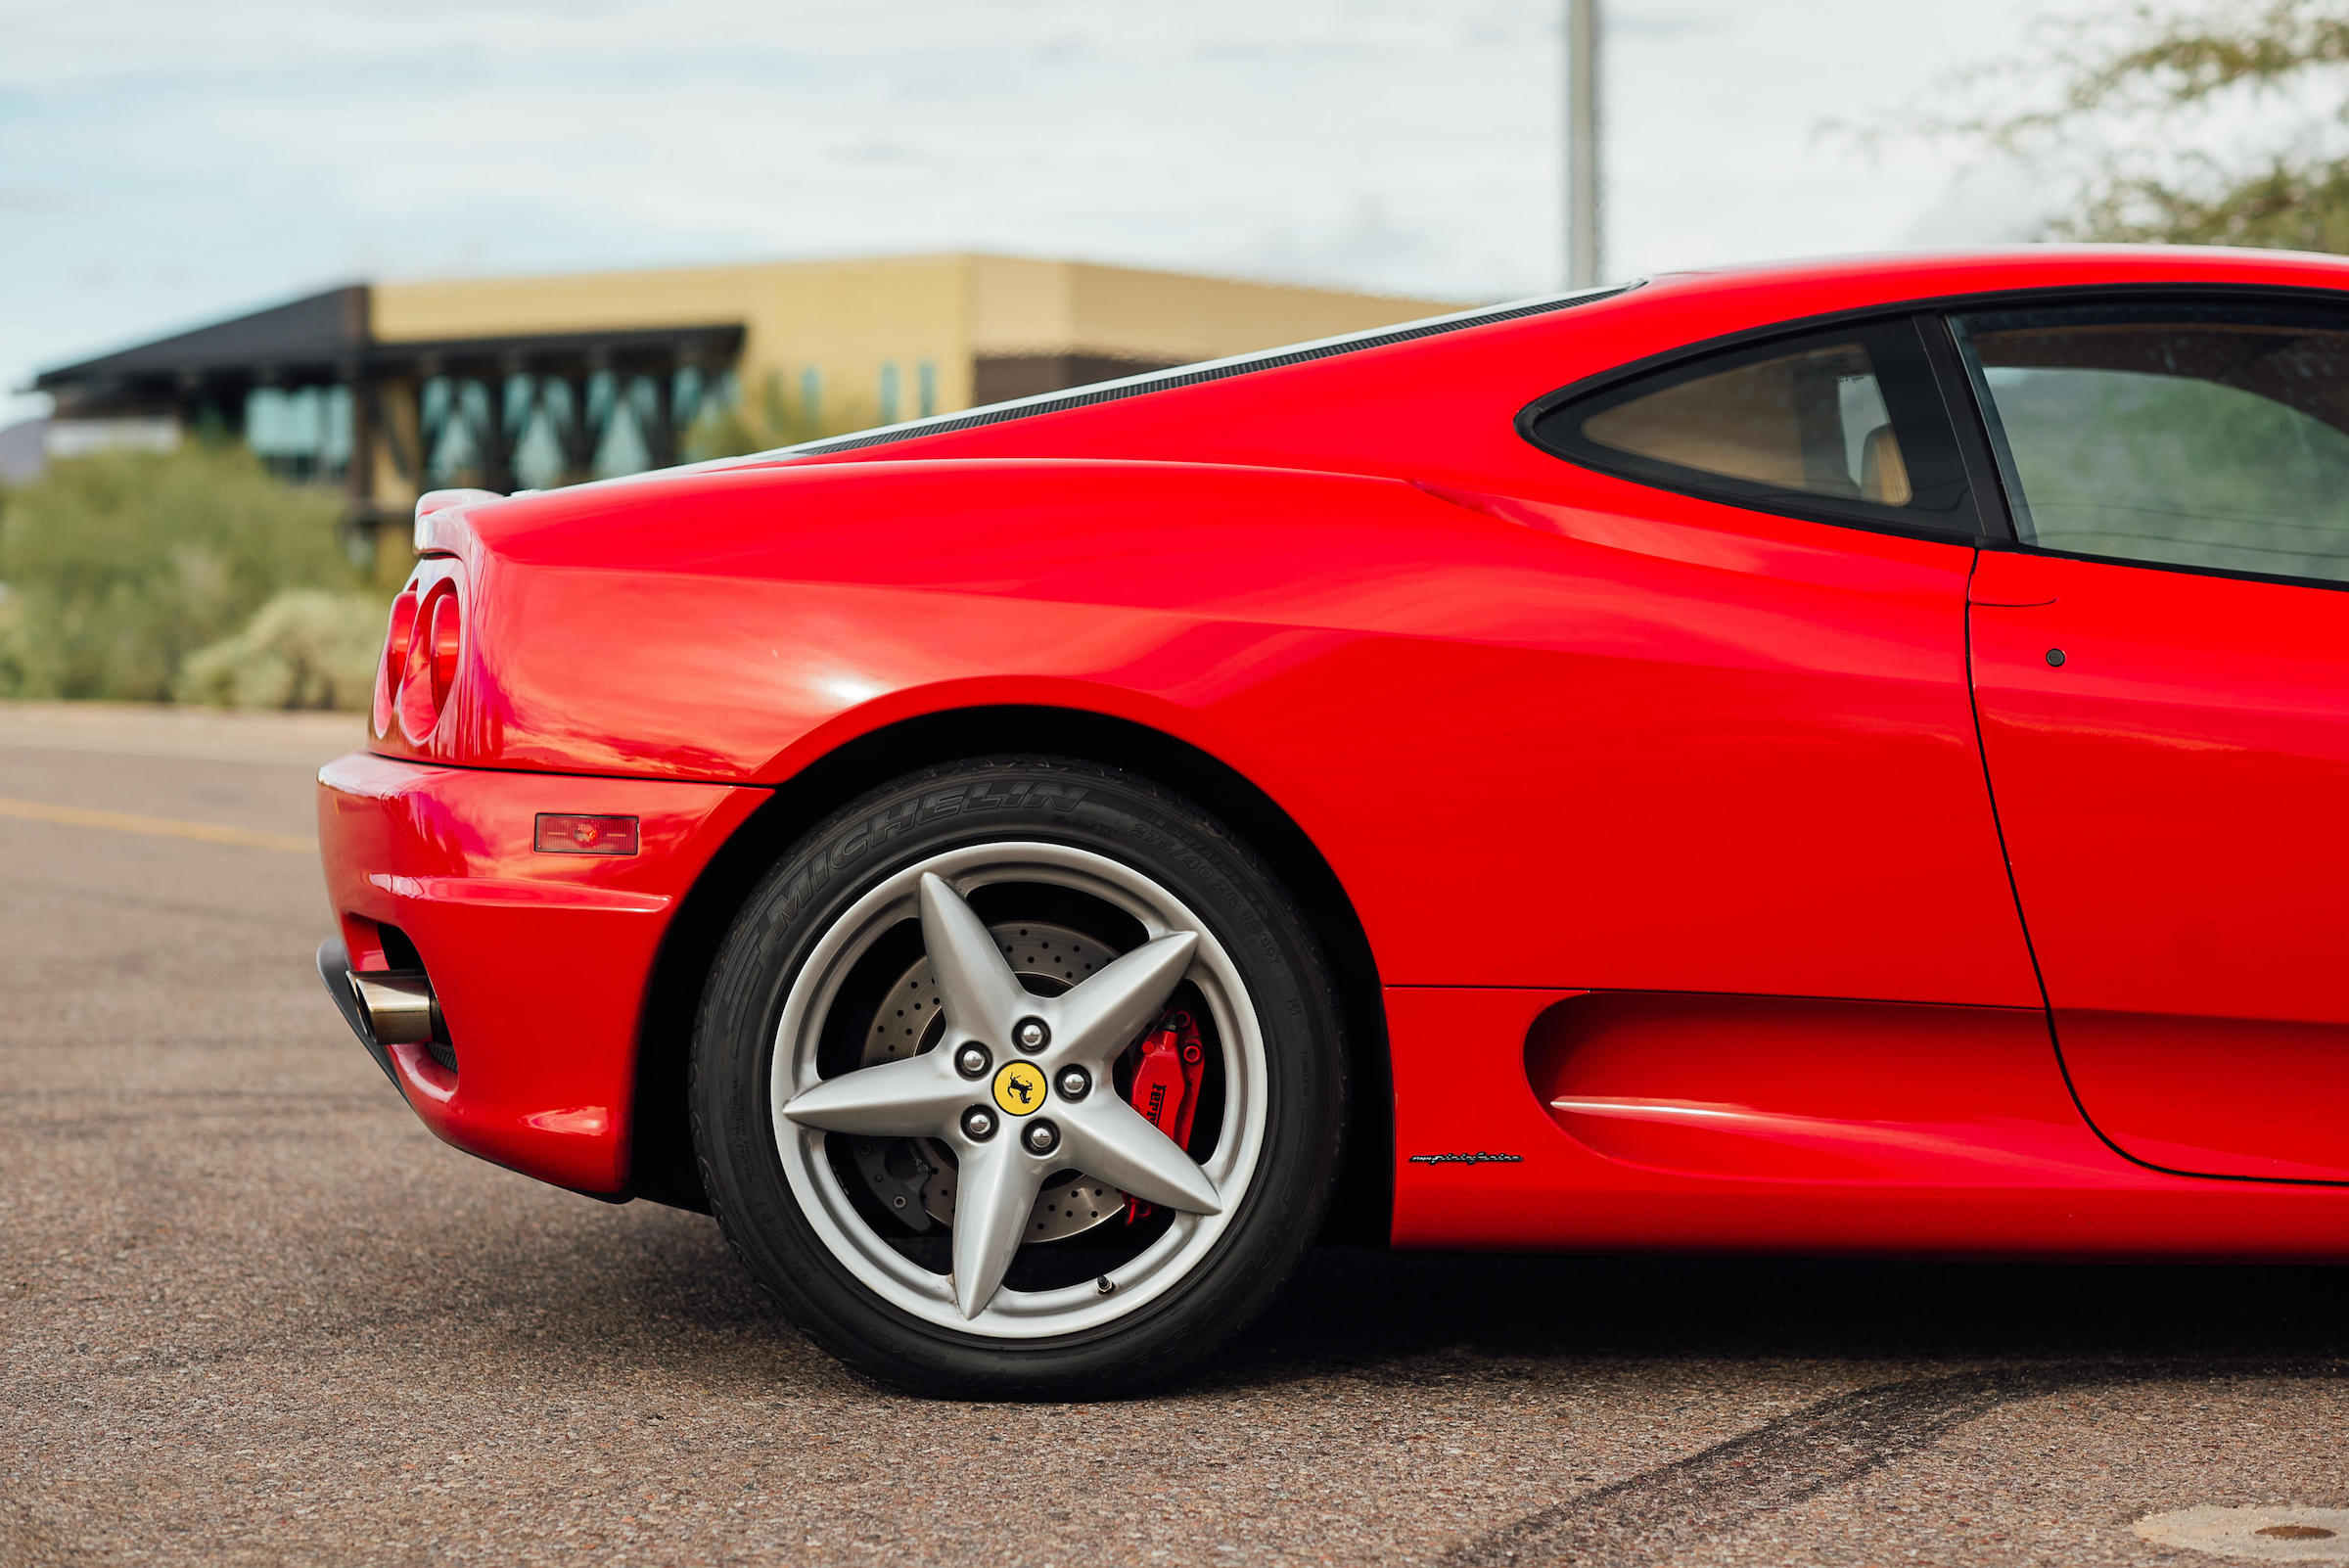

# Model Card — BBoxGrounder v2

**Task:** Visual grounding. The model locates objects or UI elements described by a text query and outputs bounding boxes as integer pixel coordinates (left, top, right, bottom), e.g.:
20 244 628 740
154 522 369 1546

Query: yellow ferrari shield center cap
990 1060 1048 1117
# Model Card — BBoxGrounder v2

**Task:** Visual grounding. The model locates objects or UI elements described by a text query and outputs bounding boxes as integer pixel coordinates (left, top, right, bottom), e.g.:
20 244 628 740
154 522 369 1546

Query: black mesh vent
787 285 1635 458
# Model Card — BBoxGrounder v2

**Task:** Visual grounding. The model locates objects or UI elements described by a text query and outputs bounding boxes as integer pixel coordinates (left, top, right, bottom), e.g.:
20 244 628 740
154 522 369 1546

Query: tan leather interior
1580 359 1812 488
1859 424 1911 505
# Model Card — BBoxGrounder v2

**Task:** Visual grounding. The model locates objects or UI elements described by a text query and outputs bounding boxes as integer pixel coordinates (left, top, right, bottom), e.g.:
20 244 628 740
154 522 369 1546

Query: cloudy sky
3 0 2088 427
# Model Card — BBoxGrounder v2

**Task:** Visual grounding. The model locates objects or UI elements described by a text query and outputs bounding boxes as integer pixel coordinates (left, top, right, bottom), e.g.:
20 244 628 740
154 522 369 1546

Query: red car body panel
319 752 764 1192
1392 987 2349 1258
319 245 2349 1252
404 460 2035 1001
1971 547 2349 1185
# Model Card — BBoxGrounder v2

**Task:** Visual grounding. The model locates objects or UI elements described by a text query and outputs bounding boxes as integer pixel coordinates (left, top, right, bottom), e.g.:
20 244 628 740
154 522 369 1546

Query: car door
1953 294 2349 1181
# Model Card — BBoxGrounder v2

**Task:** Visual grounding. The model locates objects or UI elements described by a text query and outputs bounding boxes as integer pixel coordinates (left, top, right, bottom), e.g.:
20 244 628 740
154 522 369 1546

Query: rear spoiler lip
413 487 502 556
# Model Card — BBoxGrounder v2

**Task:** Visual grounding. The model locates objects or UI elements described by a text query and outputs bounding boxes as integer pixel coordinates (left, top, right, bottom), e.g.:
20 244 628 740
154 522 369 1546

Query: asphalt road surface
6 702 2349 1568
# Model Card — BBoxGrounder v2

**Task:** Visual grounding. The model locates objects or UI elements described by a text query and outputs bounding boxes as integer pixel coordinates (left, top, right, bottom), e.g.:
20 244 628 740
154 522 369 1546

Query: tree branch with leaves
1889 0 2349 250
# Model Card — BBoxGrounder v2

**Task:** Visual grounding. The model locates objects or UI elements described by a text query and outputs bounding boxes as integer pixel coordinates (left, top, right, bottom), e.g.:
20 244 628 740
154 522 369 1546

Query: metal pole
1566 0 1602 289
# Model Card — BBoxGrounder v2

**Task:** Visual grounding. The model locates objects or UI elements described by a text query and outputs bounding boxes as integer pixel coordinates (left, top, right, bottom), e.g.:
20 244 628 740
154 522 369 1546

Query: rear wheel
690 757 1346 1399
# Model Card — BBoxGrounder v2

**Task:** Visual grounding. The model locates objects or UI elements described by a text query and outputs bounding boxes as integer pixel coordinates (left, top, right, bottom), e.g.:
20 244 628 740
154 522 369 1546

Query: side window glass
1581 341 1910 502
1952 300 2349 584
1527 317 1979 533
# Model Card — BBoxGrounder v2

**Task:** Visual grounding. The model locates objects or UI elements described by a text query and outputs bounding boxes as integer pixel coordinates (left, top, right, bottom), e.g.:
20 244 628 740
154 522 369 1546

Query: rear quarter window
1525 314 1984 537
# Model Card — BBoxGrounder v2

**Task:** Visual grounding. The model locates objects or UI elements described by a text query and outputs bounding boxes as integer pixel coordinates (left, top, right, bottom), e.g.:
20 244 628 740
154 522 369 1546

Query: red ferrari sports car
320 246 2349 1396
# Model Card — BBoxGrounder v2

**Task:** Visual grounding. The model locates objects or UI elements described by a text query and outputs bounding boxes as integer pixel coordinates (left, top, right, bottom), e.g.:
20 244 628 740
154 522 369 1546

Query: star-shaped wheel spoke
784 872 1222 1318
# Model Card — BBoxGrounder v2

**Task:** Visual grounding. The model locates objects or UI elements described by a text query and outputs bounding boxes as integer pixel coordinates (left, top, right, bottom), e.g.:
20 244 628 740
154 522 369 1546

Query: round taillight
395 582 460 745
429 591 461 706
374 589 420 738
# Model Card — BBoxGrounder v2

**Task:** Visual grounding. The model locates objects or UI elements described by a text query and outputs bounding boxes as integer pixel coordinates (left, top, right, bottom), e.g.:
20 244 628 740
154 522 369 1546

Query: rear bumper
316 750 766 1195
316 936 401 1091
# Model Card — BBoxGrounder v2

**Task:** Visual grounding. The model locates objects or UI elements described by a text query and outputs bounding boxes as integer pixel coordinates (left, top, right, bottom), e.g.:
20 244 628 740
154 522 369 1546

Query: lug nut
961 1106 997 1141
954 1043 990 1079
1023 1119 1060 1156
1015 1017 1050 1052
1055 1065 1090 1100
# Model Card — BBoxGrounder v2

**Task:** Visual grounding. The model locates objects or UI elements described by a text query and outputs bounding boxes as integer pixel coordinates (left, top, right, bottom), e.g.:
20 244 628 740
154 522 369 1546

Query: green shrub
0 445 357 701
0 585 23 697
176 588 388 712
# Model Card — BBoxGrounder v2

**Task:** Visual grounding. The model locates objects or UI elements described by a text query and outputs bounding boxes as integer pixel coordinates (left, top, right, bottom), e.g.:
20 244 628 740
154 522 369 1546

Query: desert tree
1894 0 2349 250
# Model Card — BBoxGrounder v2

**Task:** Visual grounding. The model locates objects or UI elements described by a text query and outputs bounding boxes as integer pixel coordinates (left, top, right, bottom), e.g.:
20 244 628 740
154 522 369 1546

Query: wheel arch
629 703 1394 1246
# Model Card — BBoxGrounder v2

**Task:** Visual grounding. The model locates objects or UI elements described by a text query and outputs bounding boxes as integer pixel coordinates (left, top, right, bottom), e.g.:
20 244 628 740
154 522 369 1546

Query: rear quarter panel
428 458 2035 1002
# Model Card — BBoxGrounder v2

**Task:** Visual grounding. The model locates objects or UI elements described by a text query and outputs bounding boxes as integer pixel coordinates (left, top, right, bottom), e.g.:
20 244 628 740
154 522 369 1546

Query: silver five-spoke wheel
770 844 1267 1335
693 758 1341 1398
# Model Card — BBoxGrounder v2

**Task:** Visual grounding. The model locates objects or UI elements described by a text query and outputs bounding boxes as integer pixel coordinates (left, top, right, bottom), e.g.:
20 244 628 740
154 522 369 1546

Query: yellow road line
0 795 316 854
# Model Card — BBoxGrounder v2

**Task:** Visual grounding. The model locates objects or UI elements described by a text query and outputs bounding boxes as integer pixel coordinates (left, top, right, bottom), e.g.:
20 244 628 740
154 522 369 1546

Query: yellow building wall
968 256 1456 365
371 255 976 436
363 253 1458 484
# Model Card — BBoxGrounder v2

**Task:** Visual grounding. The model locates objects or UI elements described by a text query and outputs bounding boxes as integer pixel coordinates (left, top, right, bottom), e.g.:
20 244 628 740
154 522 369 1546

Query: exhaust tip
347 970 445 1055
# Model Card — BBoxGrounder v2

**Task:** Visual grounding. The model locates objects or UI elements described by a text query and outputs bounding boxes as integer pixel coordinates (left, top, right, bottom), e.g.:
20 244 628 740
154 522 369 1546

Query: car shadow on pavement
1187 1249 2349 1568
457 1202 2349 1399
1204 1247 2349 1391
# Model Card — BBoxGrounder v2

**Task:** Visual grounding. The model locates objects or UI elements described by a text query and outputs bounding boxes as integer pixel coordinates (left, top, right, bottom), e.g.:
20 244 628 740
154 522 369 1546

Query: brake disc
850 921 1127 1242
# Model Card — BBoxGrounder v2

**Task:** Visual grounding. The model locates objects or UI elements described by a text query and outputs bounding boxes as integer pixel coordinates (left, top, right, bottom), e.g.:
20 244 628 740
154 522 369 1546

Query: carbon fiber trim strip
782 283 1636 458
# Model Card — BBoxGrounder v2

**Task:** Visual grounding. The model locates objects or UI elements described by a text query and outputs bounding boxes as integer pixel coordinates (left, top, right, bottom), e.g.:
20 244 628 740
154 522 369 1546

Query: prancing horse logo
991 1060 1047 1117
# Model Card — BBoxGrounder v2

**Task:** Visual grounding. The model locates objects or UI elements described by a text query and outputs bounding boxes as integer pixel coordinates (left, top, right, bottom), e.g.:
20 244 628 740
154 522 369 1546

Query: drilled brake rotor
849 921 1128 1242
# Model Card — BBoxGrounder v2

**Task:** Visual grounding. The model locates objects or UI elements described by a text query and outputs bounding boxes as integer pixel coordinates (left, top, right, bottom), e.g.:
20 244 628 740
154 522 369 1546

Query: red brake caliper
1123 1009 1205 1222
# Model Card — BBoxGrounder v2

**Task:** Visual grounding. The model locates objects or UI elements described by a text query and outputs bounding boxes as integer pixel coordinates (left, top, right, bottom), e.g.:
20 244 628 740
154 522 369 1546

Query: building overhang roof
365 323 744 379
34 287 369 392
33 284 743 397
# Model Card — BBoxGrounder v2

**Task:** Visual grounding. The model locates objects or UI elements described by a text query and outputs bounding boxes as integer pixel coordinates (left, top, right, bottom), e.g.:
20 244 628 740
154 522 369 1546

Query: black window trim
1517 281 2349 557
1918 312 2017 542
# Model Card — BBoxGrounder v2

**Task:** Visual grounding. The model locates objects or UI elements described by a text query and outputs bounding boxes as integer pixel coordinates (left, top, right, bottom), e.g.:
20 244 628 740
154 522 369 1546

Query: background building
29 254 1456 521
